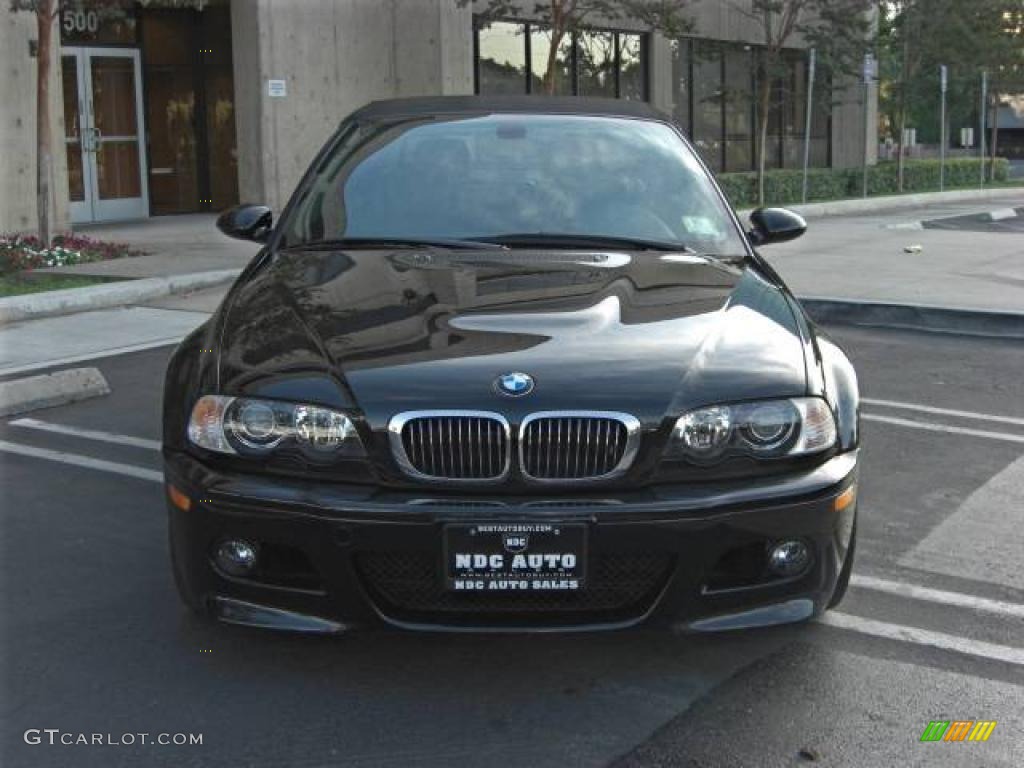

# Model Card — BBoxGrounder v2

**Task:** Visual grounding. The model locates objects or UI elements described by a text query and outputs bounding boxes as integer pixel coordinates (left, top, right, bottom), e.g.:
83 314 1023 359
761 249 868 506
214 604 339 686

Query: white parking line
9 418 162 451
851 574 1024 619
861 397 1024 428
819 612 1024 666
0 337 186 378
0 440 162 483
862 413 1024 444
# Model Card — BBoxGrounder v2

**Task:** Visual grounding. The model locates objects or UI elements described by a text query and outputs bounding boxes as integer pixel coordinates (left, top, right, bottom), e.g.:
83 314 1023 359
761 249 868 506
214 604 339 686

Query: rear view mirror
748 207 807 246
217 204 273 243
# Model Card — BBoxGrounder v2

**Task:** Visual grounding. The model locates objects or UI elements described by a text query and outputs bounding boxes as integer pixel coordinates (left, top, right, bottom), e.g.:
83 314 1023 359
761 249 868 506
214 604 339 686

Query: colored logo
920 720 997 742
494 372 535 397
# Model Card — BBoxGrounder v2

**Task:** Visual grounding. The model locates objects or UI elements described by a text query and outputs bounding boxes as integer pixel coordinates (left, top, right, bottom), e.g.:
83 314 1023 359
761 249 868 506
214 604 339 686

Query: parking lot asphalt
1 324 1022 767
768 194 1024 313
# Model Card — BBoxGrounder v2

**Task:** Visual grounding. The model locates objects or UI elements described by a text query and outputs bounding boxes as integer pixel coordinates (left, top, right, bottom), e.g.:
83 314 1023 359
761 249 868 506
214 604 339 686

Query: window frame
473 18 648 101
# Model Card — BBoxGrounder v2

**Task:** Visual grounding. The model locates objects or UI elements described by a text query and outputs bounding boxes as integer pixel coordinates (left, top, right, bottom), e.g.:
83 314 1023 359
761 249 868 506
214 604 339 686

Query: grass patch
0 272 127 298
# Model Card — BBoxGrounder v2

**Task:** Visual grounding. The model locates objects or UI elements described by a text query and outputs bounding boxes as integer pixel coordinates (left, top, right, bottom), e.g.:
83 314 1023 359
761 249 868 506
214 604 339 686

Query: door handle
84 126 102 153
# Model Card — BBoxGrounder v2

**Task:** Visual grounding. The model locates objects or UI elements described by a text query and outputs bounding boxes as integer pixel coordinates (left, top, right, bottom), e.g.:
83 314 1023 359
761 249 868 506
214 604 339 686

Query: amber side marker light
834 485 856 513
167 484 192 512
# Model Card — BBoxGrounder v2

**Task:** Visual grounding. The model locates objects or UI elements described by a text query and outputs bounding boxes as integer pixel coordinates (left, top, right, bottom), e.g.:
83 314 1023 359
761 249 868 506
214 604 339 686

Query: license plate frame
443 522 588 592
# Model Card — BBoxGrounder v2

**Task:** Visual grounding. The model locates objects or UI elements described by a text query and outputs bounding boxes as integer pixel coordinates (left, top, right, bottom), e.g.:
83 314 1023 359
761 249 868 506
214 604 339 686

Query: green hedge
717 157 1011 208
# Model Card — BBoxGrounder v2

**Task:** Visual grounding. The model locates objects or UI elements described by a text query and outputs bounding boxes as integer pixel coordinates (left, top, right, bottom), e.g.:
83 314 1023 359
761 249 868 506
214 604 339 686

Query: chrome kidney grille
389 410 639 483
390 411 511 481
520 412 640 481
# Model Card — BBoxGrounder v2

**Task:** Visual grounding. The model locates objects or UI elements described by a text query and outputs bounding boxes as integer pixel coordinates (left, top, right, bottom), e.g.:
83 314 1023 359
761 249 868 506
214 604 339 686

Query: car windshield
281 113 747 256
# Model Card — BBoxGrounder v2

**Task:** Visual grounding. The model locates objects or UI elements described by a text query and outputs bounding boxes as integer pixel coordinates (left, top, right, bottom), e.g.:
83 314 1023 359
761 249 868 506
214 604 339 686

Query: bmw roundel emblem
494 372 535 397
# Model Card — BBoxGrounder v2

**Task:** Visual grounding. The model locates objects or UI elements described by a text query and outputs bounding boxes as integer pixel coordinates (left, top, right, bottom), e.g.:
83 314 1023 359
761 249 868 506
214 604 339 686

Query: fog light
215 539 258 577
768 540 810 577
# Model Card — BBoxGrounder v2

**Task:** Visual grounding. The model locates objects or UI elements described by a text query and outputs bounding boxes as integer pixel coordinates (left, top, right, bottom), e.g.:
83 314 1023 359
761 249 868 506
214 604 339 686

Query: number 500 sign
62 9 100 35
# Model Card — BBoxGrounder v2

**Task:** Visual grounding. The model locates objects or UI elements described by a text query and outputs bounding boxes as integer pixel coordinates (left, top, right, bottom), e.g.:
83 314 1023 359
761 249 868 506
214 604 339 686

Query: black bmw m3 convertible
163 96 859 633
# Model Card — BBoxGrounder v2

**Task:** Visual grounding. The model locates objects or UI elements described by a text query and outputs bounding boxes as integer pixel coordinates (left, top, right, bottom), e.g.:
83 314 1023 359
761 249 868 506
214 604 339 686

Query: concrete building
1 0 877 233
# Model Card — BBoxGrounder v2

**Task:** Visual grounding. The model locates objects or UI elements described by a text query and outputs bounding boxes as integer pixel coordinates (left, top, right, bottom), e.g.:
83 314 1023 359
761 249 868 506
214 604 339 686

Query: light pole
801 48 816 204
862 53 875 199
979 70 987 188
939 64 947 192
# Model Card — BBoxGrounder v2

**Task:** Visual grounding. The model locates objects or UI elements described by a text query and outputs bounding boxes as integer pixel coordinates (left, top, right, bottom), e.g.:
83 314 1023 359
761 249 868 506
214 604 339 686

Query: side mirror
217 204 273 243
748 207 807 246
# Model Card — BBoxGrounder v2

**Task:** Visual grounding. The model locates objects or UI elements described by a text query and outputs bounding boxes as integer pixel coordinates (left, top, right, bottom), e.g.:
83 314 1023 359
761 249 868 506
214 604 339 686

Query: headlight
667 397 836 461
188 395 365 458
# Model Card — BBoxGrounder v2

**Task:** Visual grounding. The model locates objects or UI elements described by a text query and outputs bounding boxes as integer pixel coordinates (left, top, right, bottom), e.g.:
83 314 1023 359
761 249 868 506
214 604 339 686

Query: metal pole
862 79 870 198
801 48 816 204
979 70 987 188
862 54 873 199
939 64 947 192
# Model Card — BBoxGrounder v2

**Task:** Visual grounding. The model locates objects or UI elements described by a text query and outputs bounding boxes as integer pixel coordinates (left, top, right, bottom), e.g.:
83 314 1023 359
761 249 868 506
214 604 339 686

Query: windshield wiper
280 236 508 251
473 233 689 252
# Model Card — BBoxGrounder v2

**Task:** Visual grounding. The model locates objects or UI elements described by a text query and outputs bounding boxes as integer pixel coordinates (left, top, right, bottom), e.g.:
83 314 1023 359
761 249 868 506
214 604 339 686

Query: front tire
827 520 856 609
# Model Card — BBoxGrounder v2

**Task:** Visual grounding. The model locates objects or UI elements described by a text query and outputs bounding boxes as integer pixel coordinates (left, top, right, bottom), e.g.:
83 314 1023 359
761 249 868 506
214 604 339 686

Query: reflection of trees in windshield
284 115 744 255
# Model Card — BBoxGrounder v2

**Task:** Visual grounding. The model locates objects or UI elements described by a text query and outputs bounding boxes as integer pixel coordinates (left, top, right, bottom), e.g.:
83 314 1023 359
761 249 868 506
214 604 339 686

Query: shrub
0 233 142 276
717 157 1011 208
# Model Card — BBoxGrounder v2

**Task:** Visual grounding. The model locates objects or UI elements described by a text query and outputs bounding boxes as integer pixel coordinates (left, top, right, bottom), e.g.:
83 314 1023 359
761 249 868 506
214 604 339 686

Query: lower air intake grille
356 551 673 619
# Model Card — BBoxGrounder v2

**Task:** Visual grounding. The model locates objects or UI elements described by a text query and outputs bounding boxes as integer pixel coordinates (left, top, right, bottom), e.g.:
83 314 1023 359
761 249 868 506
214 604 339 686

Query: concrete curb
798 297 1024 338
0 367 110 417
738 187 1023 220
0 269 240 325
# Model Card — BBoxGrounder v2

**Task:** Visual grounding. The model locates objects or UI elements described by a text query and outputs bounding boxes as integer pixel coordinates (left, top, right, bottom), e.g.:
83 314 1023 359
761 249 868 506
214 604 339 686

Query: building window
673 39 830 172
691 40 723 171
577 30 616 97
723 45 754 172
530 25 574 95
761 50 831 170
477 21 528 94
475 20 647 100
671 39 691 134
619 34 645 100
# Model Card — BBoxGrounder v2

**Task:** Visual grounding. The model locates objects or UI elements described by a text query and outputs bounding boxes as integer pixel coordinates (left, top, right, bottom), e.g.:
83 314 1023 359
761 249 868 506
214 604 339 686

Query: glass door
62 50 92 223
63 47 149 223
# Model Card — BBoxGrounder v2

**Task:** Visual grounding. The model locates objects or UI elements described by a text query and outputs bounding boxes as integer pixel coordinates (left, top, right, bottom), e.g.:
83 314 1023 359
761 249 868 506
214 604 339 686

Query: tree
991 5 1024 179
731 0 875 204
463 0 694 94
11 0 58 247
879 0 1023 188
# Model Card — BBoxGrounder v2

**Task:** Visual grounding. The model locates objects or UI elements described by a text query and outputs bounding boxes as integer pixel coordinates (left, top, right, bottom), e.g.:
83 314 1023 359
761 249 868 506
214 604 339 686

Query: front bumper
165 450 858 633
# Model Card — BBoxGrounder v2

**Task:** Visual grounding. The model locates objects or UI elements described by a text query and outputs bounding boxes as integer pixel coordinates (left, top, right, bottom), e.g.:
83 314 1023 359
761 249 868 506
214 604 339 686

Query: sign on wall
267 79 287 98
59 1 136 46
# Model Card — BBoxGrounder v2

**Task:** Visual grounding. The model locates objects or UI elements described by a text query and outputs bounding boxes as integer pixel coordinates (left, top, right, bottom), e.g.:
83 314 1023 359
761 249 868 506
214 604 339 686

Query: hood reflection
220 248 806 424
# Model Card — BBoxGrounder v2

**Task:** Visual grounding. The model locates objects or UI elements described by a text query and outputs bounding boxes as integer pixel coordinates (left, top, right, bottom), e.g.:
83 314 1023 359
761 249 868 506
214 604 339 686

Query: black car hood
217 248 807 427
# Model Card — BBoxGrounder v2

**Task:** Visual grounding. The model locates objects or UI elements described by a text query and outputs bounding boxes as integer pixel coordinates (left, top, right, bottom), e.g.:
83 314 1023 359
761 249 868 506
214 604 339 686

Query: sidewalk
0 215 258 324
57 214 260 278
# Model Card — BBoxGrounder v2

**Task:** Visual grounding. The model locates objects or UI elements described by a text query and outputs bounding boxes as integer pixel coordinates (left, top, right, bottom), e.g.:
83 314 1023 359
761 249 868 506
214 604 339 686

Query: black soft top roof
349 95 667 123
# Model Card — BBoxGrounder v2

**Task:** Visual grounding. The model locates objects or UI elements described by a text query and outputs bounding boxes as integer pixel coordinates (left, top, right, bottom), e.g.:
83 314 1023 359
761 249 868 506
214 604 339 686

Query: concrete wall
231 0 474 212
0 7 69 234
